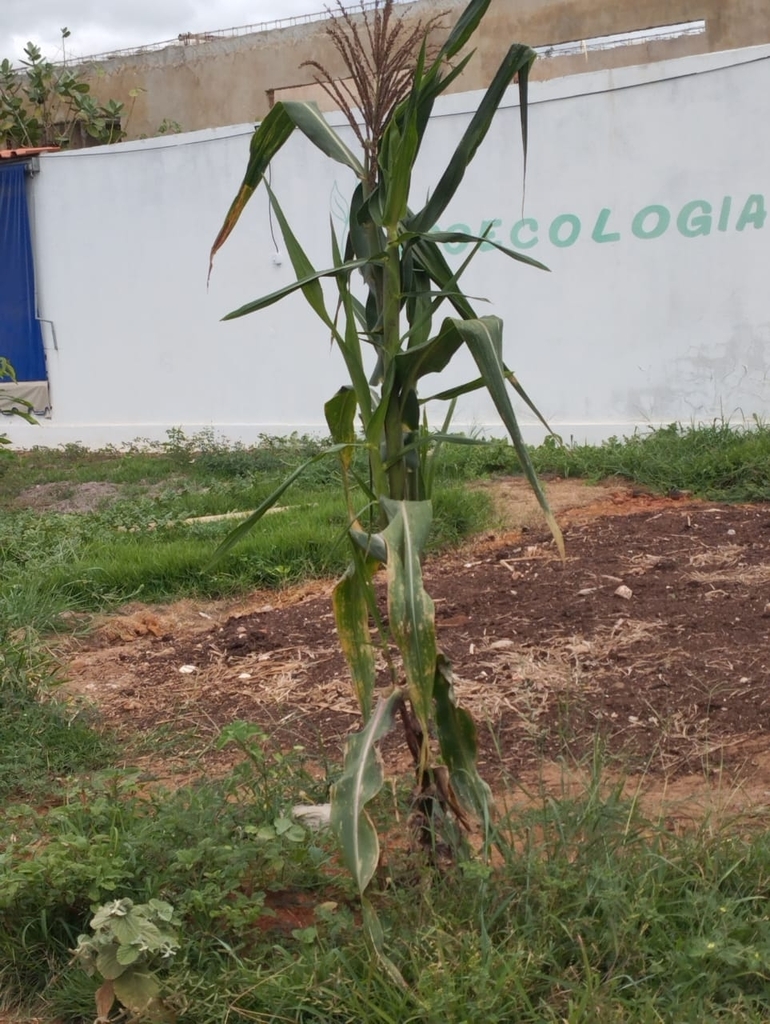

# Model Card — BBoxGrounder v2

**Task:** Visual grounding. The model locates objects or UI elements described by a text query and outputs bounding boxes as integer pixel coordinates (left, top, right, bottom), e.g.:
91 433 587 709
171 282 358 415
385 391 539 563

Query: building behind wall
78 0 770 140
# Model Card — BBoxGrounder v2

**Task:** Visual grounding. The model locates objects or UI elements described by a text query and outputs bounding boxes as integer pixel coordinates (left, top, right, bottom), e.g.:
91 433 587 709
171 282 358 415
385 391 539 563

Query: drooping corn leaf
209 100 365 274
442 315 565 557
433 653 492 825
265 181 335 330
395 319 465 391
324 386 357 460
379 498 437 751
330 689 402 894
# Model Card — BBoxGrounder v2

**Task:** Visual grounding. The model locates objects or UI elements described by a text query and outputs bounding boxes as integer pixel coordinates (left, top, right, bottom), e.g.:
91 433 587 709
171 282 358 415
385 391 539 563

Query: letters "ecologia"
438 195 767 254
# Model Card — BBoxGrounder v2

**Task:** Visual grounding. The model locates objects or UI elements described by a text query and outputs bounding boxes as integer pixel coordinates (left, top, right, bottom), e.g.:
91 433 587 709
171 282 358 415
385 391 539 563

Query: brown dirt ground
57 478 770 826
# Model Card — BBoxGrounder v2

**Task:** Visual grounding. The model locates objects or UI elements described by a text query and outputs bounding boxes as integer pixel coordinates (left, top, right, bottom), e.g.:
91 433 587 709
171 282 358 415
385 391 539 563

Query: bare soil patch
59 480 770 818
15 480 123 514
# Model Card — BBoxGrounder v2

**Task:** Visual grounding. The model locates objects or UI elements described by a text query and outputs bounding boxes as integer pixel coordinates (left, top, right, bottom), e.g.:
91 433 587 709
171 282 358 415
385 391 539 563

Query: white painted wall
6 43 770 448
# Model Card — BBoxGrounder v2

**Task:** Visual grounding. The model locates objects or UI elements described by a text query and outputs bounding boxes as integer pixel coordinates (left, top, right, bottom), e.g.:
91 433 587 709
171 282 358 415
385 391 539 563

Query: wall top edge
38 42 770 161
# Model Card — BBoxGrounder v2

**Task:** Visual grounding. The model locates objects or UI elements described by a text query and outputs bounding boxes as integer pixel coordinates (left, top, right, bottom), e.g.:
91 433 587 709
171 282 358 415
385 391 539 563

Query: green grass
0 630 116 802
0 485 490 632
2 425 770 1021
0 431 493 631
2 755 769 1023
527 419 770 501
4 422 770 634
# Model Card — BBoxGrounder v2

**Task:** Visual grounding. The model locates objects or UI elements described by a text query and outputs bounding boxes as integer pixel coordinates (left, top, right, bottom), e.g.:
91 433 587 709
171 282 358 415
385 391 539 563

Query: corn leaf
407 44 537 235
324 385 357 451
209 100 364 274
393 50 475 166
379 44 424 228
433 653 492 823
380 498 437 748
395 321 464 390
421 368 559 439
265 181 335 330
330 220 374 424
222 257 378 321
442 315 565 557
410 236 476 319
330 689 402 894
440 0 492 60
406 230 549 272
333 553 379 720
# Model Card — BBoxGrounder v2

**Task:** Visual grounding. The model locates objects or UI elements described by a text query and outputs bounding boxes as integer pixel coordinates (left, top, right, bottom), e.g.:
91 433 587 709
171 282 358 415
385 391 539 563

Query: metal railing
61 7 706 70
63 0 415 67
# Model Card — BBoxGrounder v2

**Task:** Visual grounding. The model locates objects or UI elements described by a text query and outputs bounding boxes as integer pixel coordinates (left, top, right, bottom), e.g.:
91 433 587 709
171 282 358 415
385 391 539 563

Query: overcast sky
0 0 379 64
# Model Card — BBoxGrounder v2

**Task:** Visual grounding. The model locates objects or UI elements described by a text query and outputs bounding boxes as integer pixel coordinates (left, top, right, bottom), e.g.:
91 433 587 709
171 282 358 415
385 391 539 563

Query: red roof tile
0 146 60 159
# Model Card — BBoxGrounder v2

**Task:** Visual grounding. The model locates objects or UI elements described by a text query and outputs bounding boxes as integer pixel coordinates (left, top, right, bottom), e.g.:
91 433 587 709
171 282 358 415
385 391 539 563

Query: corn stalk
209 0 563 896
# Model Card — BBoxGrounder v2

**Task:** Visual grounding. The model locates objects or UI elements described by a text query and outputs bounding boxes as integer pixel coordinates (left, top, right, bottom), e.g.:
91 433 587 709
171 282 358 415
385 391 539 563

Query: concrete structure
4 42 770 448
79 0 770 141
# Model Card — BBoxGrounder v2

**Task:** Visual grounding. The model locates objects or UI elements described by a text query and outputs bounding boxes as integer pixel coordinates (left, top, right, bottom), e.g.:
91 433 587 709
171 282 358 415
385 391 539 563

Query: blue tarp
0 162 46 382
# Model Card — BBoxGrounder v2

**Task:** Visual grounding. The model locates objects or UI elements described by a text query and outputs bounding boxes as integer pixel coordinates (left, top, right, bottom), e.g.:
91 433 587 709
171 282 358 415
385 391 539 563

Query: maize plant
209 0 563 899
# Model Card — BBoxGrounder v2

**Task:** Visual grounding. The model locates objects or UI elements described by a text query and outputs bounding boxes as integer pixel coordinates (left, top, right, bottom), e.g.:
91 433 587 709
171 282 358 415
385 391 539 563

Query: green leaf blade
380 499 437 744
332 559 378 721
407 43 537 235
440 315 565 557
210 100 364 275
433 654 492 823
206 444 348 567
330 690 402 894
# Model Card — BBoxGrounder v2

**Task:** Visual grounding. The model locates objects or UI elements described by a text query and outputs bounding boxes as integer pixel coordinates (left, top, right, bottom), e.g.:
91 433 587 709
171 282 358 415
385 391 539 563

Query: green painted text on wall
438 195 767 254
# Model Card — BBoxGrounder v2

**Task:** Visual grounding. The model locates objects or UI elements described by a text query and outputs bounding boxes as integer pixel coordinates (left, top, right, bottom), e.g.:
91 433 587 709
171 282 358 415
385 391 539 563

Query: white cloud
0 0 369 63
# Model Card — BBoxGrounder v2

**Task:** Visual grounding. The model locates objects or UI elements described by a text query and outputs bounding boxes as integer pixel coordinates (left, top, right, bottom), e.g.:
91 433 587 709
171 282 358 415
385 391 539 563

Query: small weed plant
73 898 180 1021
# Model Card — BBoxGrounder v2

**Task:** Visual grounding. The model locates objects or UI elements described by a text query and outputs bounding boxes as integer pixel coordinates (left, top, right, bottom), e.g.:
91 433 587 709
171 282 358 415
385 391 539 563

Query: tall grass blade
207 444 347 566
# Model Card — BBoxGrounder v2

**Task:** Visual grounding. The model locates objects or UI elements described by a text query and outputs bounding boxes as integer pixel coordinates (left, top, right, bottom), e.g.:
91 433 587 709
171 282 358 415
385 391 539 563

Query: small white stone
614 585 633 600
292 803 331 830
178 664 197 674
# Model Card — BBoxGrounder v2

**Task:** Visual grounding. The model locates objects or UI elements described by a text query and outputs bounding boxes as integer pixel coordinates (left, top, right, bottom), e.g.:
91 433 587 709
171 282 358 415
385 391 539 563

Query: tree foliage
1 35 127 149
